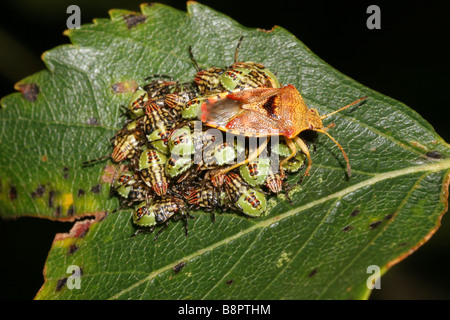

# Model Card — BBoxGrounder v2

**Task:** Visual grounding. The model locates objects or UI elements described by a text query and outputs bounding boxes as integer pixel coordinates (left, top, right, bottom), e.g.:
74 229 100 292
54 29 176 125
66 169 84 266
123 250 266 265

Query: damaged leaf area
1 3 449 300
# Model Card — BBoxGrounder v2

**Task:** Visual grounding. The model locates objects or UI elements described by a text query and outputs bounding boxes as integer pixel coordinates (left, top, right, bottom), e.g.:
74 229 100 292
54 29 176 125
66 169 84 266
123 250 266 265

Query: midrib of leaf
3 3 448 300
106 158 450 300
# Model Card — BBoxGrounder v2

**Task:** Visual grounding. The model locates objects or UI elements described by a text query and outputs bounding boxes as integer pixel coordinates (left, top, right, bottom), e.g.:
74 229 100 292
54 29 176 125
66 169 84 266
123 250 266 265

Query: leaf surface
0 3 449 300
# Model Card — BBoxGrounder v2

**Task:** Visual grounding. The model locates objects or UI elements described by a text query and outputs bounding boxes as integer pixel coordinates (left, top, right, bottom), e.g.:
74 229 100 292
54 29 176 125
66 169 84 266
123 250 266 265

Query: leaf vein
107 159 450 299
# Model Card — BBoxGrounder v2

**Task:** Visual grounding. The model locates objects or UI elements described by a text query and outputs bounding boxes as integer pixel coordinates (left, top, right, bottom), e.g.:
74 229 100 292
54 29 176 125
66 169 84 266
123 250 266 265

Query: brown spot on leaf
77 189 85 197
55 205 61 218
308 269 318 278
55 213 106 242
342 225 353 232
56 278 67 292
48 190 55 208
41 155 48 162
91 184 101 194
123 13 147 29
369 220 382 229
68 244 79 255
67 205 75 216
87 118 99 126
17 83 40 102
173 262 186 274
63 166 69 179
350 209 360 217
31 184 45 198
226 279 234 285
9 185 17 200
384 213 394 220
112 80 138 93
426 151 442 159
75 222 90 238
55 219 93 241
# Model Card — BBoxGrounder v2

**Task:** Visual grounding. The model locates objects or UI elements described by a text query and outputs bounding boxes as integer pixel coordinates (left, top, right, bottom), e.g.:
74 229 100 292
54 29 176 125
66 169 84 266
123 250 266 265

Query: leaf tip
139 2 153 12
107 8 124 21
62 28 72 38
186 0 202 14
257 26 277 33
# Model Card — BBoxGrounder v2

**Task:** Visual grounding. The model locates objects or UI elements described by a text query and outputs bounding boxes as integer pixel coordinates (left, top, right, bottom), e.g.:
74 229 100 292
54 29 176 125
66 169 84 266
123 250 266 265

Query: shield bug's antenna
316 129 352 177
82 155 110 167
315 96 367 177
234 36 244 63
188 46 200 72
320 96 368 121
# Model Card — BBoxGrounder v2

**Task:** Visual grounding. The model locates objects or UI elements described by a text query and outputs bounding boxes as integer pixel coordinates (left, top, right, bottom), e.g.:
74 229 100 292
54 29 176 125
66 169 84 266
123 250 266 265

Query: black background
0 0 449 300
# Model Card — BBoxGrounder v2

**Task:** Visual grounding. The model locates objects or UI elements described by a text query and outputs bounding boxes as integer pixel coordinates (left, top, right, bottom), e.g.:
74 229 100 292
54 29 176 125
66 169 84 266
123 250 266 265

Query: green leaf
1 3 449 300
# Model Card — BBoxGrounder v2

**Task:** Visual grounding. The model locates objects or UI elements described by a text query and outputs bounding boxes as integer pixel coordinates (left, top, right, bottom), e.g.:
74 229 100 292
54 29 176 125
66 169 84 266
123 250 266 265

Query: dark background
0 0 449 300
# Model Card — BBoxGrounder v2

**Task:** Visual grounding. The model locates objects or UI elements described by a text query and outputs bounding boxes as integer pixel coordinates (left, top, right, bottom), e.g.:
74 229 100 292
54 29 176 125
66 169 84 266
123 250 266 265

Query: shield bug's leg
291 137 313 176
283 173 306 204
153 222 170 241
113 202 131 213
285 192 293 204
215 137 270 176
211 185 220 223
179 204 193 237
168 119 197 139
283 185 294 204
131 229 142 237
171 212 191 237
144 74 174 82
119 105 129 118
131 226 156 238
131 228 143 237
279 137 301 174
82 155 110 167
183 214 190 237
